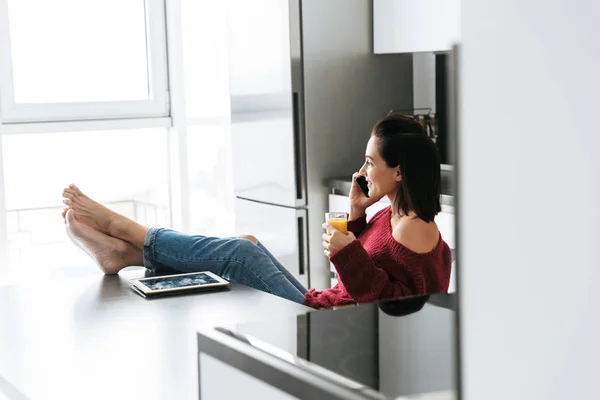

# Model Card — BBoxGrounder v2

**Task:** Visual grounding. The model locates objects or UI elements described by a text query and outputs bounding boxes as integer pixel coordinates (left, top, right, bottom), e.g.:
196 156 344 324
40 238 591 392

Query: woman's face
358 136 400 199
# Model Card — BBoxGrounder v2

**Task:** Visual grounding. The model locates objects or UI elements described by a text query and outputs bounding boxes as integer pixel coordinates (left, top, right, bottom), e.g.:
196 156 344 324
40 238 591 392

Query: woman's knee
238 234 258 244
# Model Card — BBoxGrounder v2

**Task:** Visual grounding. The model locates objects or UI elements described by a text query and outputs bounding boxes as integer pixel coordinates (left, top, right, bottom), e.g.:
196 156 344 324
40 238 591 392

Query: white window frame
0 0 170 124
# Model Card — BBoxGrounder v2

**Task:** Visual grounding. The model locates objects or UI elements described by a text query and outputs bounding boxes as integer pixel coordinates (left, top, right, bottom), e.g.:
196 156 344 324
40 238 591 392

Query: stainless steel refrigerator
226 0 413 289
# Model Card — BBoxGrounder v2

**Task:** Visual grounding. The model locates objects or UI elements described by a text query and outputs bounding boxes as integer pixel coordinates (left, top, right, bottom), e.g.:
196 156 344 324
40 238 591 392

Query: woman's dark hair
371 114 441 222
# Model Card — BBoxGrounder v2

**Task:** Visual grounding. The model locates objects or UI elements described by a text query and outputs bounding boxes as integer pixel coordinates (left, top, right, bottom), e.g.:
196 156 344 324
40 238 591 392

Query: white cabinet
373 0 461 54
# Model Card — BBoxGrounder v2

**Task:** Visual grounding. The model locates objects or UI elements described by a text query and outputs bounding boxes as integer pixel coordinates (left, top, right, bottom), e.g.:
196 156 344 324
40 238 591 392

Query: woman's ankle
111 218 149 250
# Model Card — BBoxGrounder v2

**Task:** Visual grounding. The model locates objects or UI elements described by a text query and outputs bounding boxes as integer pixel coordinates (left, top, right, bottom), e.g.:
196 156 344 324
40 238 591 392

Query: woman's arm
349 205 366 221
347 213 367 236
330 241 412 303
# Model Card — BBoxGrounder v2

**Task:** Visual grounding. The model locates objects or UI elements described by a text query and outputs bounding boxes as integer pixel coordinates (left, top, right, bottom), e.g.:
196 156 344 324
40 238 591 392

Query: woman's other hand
322 223 356 258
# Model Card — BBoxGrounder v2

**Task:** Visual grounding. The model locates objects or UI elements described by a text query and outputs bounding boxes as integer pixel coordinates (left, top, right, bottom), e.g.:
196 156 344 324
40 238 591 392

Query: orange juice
327 217 348 234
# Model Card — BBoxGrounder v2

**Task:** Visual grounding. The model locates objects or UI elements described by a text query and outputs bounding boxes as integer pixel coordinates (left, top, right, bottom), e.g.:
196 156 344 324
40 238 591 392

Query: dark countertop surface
0 266 310 400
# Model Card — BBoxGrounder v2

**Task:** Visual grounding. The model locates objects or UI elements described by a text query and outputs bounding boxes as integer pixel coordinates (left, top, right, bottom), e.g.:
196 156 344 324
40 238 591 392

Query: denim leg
143 228 307 304
255 241 308 295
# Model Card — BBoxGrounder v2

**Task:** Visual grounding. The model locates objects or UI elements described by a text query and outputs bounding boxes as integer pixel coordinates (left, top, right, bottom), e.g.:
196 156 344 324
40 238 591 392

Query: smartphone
355 176 370 198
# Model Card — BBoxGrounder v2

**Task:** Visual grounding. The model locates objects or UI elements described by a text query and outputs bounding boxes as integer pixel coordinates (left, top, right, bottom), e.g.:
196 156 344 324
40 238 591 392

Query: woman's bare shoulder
392 218 440 254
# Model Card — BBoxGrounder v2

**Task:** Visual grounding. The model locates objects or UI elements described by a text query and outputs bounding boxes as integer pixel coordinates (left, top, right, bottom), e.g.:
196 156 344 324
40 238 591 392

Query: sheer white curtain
181 0 235 237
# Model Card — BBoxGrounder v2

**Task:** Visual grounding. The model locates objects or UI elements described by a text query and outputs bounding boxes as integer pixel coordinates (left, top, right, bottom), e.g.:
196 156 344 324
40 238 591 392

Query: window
2 128 170 269
0 0 238 272
0 0 169 122
0 0 172 270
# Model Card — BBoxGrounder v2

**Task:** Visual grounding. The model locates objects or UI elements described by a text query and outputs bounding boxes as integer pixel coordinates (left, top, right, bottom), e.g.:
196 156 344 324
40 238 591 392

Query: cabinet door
227 0 306 207
374 0 461 54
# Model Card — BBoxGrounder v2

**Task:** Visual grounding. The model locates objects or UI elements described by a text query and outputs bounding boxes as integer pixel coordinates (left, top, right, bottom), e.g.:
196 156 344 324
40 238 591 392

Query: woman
62 115 451 309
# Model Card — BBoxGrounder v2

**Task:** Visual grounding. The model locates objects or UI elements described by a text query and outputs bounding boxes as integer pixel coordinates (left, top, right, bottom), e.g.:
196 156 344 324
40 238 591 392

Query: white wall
459 1 600 399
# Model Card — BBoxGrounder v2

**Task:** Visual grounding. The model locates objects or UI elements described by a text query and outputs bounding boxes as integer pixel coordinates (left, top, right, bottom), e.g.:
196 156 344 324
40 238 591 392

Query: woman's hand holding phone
349 172 381 219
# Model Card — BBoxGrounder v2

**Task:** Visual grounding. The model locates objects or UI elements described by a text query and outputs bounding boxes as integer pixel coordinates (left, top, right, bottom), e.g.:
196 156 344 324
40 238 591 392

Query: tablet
129 271 229 298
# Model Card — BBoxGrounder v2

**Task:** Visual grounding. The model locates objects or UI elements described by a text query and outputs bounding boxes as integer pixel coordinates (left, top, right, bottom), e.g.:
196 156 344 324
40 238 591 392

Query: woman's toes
63 188 77 197
63 199 72 206
69 184 83 195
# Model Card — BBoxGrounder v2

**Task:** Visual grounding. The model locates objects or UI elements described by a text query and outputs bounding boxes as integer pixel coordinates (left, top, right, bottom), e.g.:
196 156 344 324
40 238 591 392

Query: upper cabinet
373 0 461 54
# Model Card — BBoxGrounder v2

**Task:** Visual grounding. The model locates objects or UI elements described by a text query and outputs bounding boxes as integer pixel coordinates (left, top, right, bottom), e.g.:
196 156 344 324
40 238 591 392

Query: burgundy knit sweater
303 206 452 309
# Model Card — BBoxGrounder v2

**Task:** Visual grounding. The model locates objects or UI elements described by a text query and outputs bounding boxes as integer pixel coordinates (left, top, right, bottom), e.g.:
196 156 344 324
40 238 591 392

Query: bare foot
62 184 120 236
65 210 143 275
62 184 150 250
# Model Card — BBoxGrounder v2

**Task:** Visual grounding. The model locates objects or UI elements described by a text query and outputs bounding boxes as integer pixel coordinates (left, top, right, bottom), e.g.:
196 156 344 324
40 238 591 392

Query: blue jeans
142 228 309 304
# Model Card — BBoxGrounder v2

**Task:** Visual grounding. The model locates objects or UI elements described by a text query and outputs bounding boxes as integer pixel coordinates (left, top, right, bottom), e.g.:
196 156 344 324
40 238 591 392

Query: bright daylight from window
0 0 235 271
7 0 150 103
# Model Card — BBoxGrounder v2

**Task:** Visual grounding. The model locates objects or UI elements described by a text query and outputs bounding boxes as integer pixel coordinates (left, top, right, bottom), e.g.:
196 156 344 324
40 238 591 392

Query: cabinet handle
297 215 306 276
292 91 304 201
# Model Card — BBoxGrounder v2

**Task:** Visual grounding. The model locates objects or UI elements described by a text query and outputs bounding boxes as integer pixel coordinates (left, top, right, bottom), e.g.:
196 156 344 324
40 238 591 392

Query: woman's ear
396 167 402 182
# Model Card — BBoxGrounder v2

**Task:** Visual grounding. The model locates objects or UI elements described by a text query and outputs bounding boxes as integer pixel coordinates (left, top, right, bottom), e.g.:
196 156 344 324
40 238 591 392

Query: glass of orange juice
325 212 348 235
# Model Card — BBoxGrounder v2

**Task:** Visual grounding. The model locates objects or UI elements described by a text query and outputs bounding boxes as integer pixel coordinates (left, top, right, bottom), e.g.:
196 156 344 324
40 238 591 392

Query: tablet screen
141 273 220 291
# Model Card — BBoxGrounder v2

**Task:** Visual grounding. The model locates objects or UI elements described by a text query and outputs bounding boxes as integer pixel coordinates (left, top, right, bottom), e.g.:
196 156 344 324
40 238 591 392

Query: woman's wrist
349 206 366 221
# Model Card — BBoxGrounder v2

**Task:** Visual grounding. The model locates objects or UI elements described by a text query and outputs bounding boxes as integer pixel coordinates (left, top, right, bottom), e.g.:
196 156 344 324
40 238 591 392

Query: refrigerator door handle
297 210 308 277
292 91 306 203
